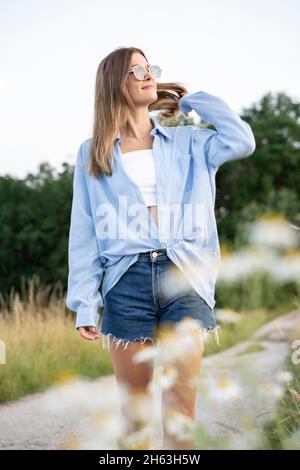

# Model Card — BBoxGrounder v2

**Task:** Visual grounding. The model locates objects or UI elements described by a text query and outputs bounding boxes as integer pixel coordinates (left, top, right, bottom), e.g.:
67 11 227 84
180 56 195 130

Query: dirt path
0 309 299 450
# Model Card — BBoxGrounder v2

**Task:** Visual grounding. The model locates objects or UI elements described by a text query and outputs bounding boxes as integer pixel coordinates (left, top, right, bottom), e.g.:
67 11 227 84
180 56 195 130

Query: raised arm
66 143 104 331
178 90 256 168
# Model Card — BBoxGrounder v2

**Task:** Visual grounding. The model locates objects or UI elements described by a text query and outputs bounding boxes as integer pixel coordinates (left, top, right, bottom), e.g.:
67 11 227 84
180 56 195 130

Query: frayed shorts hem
100 324 221 352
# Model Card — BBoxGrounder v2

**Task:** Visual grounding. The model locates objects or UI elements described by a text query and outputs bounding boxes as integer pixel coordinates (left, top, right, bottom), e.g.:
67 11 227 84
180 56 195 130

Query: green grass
203 299 297 356
261 320 300 450
262 360 300 449
236 341 266 356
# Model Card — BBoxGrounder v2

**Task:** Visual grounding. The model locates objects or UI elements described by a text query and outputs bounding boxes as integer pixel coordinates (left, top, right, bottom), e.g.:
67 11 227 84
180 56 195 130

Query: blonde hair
88 46 188 177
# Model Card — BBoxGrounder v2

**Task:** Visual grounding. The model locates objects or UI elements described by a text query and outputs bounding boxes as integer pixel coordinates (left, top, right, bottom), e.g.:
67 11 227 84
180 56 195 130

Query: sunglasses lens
150 65 161 78
134 65 147 79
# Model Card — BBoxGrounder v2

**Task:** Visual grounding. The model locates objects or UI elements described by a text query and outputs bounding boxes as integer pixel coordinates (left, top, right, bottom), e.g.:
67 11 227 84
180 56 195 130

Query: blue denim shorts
100 249 220 351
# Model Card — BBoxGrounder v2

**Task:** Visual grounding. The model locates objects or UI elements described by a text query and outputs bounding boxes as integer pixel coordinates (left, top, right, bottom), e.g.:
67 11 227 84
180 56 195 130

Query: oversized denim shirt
66 90 256 330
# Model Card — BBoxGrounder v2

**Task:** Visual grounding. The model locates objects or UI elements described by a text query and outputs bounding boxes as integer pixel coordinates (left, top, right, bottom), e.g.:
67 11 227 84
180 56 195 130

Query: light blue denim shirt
66 90 256 330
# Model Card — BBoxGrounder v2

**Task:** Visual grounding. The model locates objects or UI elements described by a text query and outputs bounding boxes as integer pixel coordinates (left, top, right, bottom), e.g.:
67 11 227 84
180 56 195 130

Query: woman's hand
78 325 101 340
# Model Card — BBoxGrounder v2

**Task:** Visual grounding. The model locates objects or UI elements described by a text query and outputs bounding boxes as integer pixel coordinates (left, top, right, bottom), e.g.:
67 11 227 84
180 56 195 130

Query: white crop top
120 149 157 206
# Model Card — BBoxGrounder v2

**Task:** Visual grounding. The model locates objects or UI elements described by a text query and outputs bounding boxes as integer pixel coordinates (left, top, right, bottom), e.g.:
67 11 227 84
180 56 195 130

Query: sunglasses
128 64 162 80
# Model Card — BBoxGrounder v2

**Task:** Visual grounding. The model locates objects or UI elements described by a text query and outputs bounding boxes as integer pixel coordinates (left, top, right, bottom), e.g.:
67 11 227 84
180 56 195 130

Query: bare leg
108 339 155 450
161 334 204 450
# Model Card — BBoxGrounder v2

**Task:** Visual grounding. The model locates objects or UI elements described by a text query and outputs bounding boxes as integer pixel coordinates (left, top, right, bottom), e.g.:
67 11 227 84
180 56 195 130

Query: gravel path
0 309 299 450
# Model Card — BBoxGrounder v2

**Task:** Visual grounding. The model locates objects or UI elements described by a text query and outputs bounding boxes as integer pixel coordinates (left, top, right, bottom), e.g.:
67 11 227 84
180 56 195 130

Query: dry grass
0 276 113 404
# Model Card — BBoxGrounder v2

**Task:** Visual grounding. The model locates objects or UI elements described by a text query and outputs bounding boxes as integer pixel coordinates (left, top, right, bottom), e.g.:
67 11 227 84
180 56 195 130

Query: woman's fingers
79 326 101 340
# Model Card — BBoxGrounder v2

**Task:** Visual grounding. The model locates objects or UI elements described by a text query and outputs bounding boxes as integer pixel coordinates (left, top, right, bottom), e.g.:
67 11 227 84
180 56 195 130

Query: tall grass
0 275 113 404
262 322 300 450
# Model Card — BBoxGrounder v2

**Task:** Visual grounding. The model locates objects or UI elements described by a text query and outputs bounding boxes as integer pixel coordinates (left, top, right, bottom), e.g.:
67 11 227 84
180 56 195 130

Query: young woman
66 46 256 449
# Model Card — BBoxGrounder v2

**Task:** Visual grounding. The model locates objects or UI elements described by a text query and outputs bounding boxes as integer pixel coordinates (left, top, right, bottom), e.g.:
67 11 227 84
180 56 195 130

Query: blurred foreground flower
134 317 209 366
117 383 154 423
164 409 196 441
218 246 272 282
218 214 299 284
189 372 243 401
211 377 243 400
116 425 153 450
160 255 221 301
148 365 178 394
247 213 298 249
69 410 120 450
218 246 300 284
41 376 116 414
274 370 293 383
267 249 300 282
262 381 284 399
215 308 241 323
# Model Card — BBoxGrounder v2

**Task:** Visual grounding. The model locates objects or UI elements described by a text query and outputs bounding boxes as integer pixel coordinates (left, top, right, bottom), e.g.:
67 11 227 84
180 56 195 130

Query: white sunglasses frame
128 64 162 81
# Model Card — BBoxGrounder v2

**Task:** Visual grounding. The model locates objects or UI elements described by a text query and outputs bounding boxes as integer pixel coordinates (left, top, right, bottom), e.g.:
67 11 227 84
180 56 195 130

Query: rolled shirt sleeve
178 90 256 168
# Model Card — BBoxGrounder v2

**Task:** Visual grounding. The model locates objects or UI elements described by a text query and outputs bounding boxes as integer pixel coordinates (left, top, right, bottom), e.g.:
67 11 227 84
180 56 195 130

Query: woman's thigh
109 340 155 389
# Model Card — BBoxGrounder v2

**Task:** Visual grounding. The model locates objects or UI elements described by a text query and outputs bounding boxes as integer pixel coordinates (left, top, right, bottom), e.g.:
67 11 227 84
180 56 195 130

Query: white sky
1 0 299 178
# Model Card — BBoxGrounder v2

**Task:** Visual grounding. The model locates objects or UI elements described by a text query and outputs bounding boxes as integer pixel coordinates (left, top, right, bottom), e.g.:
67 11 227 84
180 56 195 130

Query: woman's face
126 52 158 107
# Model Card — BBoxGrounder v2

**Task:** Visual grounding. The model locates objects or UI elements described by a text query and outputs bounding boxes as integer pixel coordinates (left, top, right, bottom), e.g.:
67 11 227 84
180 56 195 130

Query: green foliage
0 162 73 294
216 274 299 311
214 91 300 249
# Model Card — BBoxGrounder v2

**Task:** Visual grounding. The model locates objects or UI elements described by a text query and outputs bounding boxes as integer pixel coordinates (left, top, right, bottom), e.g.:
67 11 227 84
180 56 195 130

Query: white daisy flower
275 370 293 383
210 376 243 400
247 214 298 249
164 409 196 440
148 365 178 394
215 308 241 323
263 380 284 398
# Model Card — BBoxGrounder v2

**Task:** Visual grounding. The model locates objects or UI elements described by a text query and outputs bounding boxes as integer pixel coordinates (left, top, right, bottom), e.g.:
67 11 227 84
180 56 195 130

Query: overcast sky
1 0 299 178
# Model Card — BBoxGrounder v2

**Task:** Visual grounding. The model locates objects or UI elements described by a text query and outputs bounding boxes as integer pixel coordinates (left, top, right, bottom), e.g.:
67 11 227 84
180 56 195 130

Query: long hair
88 46 188 177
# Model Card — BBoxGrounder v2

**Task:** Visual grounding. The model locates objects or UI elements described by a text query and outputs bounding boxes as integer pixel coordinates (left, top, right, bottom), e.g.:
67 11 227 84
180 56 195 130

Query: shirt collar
114 116 173 144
